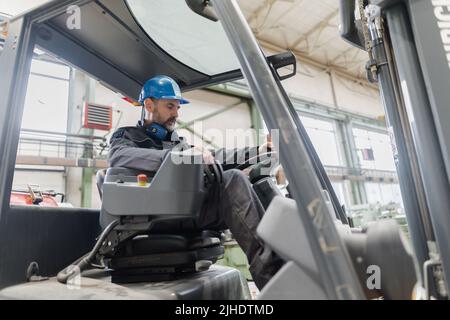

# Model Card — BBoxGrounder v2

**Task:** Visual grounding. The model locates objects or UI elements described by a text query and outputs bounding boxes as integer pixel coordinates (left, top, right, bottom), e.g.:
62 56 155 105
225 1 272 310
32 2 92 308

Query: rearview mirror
339 0 366 50
267 51 297 81
185 0 218 22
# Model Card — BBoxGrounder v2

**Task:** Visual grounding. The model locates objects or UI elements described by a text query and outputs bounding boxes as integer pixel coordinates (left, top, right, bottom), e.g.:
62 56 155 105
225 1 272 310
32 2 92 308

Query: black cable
203 161 224 186
203 163 215 187
234 151 277 170
215 160 224 184
56 219 119 284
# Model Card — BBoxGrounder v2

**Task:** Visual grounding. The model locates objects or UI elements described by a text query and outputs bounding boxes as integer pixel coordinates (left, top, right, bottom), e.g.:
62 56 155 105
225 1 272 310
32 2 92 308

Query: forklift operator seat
95 151 224 283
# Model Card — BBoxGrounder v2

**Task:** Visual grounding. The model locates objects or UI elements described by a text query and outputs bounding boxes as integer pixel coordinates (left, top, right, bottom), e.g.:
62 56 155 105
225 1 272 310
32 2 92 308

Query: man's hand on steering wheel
258 134 272 154
193 145 215 165
192 145 223 186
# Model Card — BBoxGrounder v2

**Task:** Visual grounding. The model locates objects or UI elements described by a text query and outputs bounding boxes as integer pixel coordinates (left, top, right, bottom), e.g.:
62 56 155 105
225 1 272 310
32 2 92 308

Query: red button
137 174 148 186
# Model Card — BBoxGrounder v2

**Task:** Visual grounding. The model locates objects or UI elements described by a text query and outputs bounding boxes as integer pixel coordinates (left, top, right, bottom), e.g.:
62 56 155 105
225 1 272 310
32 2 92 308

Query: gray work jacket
108 123 264 172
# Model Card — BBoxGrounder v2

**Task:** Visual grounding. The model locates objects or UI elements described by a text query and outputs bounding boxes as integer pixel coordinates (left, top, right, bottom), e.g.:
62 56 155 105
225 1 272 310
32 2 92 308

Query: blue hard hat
138 75 189 105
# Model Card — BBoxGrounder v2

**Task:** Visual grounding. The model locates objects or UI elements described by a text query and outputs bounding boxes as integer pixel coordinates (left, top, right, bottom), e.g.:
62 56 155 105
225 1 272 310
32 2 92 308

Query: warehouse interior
2 0 404 231
5 0 443 301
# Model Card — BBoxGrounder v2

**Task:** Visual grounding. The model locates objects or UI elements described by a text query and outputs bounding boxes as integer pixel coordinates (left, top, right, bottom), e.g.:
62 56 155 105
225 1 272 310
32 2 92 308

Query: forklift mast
340 0 450 299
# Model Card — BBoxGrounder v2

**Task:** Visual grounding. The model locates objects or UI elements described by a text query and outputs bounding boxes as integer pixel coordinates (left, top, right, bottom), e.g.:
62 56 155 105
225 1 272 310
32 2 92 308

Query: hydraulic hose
57 219 119 284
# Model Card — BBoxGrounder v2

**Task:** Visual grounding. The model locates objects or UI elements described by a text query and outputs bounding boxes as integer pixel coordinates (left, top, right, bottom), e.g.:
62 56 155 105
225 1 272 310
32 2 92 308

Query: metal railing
324 165 398 183
16 129 108 168
16 129 400 181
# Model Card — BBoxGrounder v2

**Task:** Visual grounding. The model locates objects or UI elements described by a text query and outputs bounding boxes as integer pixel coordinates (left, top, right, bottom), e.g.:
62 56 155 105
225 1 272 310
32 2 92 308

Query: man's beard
164 118 177 132
153 110 177 132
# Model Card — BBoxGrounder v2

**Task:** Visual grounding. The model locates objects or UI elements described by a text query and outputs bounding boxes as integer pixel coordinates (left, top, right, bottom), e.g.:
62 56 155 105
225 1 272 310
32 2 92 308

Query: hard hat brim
159 95 190 104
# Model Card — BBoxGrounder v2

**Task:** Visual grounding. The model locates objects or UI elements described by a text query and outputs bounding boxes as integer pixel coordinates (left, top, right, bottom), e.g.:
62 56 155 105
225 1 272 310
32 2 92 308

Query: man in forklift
108 75 284 289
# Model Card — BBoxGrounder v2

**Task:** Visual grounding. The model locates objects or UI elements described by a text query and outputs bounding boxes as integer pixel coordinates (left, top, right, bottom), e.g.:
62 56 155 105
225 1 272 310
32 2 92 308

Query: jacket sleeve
108 131 170 172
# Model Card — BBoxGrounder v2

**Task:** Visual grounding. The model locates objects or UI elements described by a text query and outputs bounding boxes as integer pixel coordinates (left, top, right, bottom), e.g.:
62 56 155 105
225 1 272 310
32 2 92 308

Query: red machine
10 184 63 207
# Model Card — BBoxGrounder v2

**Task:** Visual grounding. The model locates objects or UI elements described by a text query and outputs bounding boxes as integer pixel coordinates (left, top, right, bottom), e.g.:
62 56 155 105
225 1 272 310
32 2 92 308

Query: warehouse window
365 182 403 206
359 182 406 231
331 181 348 208
299 115 342 166
353 127 396 171
11 58 71 207
22 60 70 133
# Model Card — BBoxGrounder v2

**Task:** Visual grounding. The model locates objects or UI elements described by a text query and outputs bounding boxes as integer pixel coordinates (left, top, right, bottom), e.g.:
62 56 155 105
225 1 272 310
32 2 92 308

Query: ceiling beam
305 21 333 54
247 0 277 24
288 9 339 49
255 0 305 34
330 46 358 64
336 50 367 70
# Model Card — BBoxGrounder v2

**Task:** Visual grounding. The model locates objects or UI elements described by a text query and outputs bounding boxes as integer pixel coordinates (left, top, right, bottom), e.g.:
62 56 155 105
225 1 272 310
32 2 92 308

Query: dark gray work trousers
197 169 284 290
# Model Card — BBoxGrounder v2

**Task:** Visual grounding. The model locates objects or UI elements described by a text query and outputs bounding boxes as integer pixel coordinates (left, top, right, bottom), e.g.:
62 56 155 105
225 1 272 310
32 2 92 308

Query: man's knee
223 168 249 185
225 168 245 177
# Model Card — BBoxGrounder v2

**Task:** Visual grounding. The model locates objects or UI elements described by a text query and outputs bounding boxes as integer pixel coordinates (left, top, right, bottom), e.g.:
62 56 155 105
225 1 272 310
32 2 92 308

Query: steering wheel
203 151 279 187
233 151 278 171
203 160 224 187
235 151 280 184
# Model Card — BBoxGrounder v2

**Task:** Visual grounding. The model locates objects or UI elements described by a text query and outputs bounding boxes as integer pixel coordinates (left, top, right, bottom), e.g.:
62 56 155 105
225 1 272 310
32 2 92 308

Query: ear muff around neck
146 123 169 141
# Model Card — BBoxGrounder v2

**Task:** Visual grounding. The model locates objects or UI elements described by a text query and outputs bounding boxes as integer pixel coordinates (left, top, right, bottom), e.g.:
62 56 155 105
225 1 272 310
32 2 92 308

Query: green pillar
81 78 96 208
340 120 368 205
248 100 265 146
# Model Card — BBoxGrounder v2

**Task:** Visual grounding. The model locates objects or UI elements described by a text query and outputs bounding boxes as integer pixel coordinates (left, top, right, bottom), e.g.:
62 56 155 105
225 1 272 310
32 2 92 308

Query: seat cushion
118 234 189 256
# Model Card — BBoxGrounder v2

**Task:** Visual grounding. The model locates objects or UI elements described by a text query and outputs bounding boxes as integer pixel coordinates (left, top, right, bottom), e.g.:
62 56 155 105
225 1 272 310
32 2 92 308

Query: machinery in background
10 184 67 208
348 202 408 235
